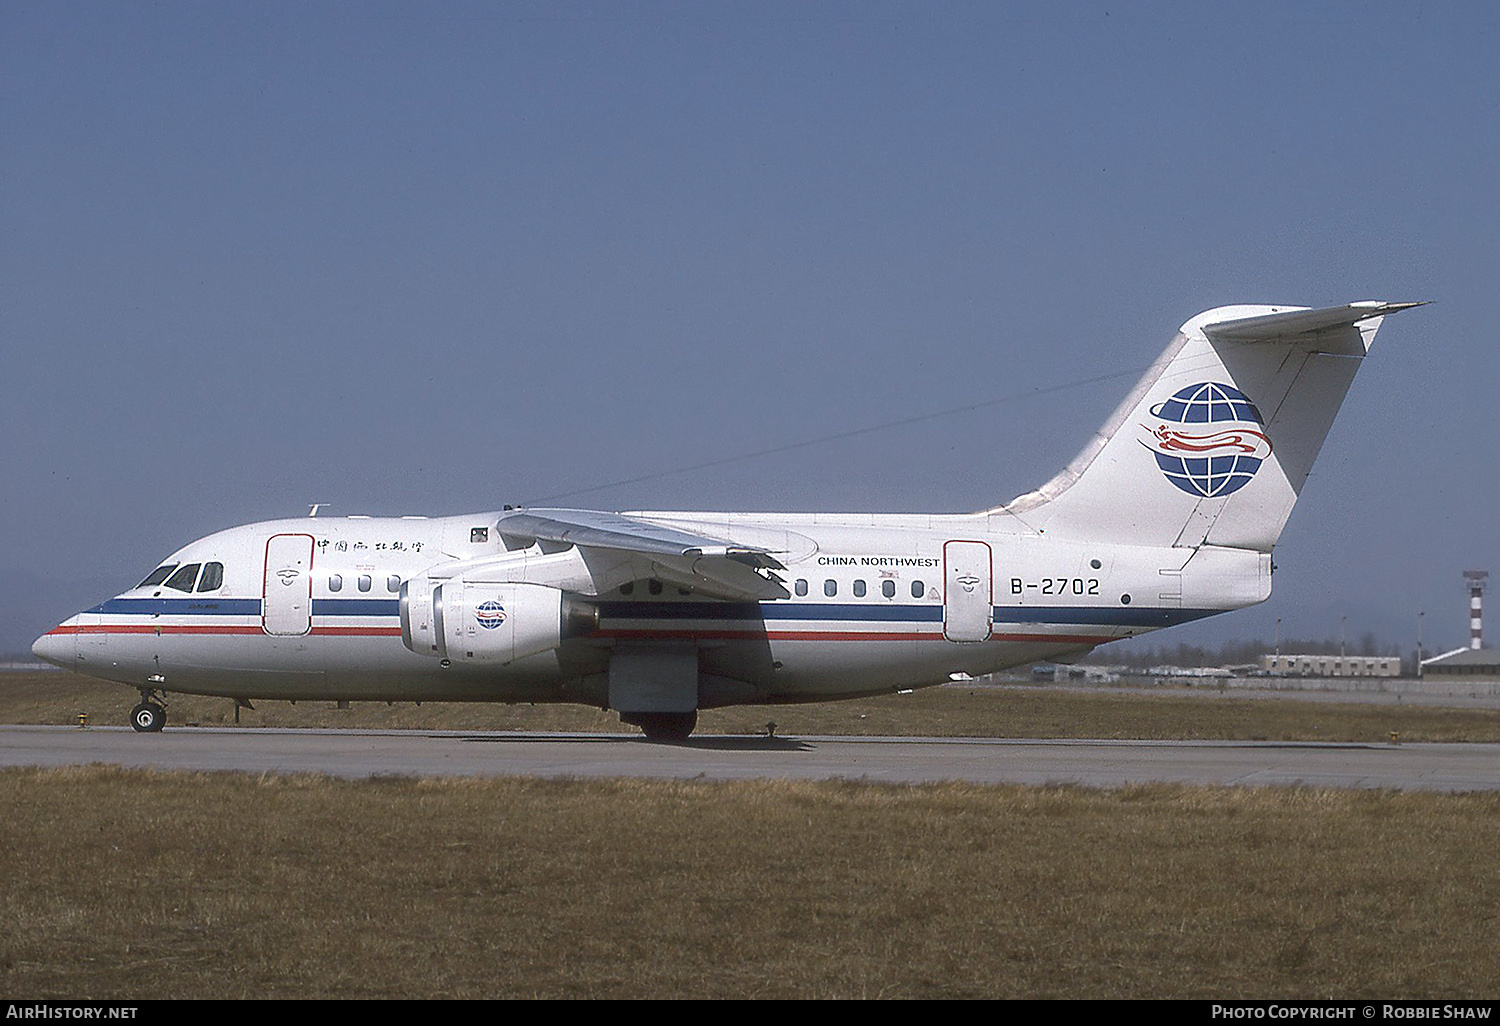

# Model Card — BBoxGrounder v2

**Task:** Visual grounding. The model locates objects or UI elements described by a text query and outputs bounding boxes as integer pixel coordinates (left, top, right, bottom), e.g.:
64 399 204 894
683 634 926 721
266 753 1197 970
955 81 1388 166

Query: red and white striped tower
1464 570 1488 650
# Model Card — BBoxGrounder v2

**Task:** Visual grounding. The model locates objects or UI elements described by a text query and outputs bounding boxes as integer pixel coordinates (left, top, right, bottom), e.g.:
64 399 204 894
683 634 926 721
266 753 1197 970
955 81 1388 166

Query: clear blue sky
3 1 1497 657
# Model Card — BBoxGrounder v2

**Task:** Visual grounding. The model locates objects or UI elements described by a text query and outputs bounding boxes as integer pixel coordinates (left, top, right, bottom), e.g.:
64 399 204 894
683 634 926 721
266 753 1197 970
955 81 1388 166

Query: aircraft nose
31 623 76 669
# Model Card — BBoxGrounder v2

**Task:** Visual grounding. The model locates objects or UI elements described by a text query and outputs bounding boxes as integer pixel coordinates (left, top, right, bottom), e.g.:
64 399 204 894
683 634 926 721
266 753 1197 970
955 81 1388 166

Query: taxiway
2 725 1496 791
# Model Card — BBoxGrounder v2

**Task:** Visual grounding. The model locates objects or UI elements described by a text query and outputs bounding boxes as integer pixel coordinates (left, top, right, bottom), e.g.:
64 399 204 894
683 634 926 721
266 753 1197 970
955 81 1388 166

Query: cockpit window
163 563 201 593
196 562 224 592
139 564 179 588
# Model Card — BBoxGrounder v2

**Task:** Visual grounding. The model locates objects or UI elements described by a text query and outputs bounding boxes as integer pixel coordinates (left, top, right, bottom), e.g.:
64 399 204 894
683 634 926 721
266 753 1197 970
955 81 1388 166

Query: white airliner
33 301 1421 739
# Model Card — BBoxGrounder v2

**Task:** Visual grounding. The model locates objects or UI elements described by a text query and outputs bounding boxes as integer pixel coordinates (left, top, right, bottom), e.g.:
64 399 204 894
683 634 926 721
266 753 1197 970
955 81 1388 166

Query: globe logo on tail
1140 382 1272 498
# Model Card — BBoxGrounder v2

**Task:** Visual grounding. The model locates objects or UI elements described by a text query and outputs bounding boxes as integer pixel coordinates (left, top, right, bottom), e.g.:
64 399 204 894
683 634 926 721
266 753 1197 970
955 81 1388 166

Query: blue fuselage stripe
90 598 262 616
314 598 401 616
597 600 1214 628
87 596 1216 630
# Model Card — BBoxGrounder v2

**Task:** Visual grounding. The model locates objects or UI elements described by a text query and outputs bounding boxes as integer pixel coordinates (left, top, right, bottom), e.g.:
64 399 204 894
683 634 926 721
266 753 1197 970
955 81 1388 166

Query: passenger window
824 579 837 597
853 579 866 597
139 564 178 588
794 579 808 596
882 580 896 598
648 580 663 596
164 563 201 593
387 575 401 593
619 582 635 595
911 580 924 599
329 575 343 592
358 575 372 592
196 563 224 592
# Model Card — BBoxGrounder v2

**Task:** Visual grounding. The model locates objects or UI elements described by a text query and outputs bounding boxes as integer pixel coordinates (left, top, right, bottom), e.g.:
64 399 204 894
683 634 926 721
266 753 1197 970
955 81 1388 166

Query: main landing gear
130 689 167 733
622 710 698 742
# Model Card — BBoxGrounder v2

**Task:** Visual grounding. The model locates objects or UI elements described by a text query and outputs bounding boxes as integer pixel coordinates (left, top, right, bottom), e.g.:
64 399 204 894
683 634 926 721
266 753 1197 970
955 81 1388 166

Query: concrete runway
3 724 1498 791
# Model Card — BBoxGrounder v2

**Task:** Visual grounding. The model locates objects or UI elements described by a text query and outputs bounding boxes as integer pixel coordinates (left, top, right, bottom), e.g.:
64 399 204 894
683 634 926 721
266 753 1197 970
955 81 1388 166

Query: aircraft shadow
665 736 813 752
453 733 813 752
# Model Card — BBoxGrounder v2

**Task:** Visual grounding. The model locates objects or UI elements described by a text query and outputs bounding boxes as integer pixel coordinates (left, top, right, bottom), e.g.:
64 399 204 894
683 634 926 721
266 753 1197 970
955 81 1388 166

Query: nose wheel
131 690 167 732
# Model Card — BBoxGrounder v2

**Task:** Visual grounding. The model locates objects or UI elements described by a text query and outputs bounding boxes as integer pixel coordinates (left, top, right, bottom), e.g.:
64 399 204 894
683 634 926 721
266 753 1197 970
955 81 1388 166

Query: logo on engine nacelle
475 601 508 629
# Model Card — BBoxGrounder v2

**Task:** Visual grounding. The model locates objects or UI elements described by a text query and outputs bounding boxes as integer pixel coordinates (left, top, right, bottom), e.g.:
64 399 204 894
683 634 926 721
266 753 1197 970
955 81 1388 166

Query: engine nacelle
400 579 597 665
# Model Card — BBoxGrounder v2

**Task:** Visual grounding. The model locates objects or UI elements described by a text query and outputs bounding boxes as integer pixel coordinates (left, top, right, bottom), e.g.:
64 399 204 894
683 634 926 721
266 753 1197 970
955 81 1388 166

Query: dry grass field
6 669 1500 742
5 671 1499 998
2 767 1497 999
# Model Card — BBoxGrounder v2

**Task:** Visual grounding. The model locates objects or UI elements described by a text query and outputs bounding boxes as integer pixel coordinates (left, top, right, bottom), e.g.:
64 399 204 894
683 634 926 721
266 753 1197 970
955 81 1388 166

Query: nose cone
32 623 76 668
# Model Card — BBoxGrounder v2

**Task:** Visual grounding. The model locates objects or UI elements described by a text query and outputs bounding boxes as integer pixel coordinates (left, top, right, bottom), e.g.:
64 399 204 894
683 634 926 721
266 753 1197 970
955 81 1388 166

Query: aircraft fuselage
35 510 1265 708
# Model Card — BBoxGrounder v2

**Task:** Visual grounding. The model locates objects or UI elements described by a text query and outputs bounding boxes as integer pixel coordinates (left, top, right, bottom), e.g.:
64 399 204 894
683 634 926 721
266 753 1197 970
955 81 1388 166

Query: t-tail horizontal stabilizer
1200 301 1429 347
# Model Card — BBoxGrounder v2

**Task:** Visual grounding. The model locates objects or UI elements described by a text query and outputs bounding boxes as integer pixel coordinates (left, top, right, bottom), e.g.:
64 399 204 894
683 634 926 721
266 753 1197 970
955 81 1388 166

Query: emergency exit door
943 540 993 642
263 533 314 636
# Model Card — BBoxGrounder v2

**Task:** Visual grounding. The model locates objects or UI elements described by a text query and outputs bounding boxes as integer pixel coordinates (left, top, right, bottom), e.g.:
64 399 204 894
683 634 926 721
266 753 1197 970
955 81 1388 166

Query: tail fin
994 301 1424 551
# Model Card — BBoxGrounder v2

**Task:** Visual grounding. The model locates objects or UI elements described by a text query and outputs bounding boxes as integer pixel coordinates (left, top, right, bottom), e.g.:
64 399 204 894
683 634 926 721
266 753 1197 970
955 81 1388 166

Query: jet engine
400 578 598 665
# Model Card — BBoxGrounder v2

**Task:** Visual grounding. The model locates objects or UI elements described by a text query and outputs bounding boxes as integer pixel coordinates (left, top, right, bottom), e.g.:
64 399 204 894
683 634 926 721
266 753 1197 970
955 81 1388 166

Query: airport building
1417 570 1499 678
1419 648 1500 679
1260 654 1401 677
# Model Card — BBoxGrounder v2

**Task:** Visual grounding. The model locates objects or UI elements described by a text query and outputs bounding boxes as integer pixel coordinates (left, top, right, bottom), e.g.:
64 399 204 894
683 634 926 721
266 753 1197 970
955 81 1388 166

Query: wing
496 507 789 601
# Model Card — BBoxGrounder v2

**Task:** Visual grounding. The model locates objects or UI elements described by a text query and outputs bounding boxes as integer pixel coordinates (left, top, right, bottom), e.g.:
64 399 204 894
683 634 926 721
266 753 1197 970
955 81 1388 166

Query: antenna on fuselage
309 503 328 518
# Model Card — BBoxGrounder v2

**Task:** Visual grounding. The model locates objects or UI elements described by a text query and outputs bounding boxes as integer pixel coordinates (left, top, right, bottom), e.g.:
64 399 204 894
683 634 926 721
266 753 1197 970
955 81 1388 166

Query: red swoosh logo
1142 424 1273 459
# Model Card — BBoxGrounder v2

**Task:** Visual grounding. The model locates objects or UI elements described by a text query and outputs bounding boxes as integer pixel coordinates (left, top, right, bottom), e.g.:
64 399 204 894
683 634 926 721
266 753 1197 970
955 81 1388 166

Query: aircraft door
943 540 993 643
263 533 314 636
